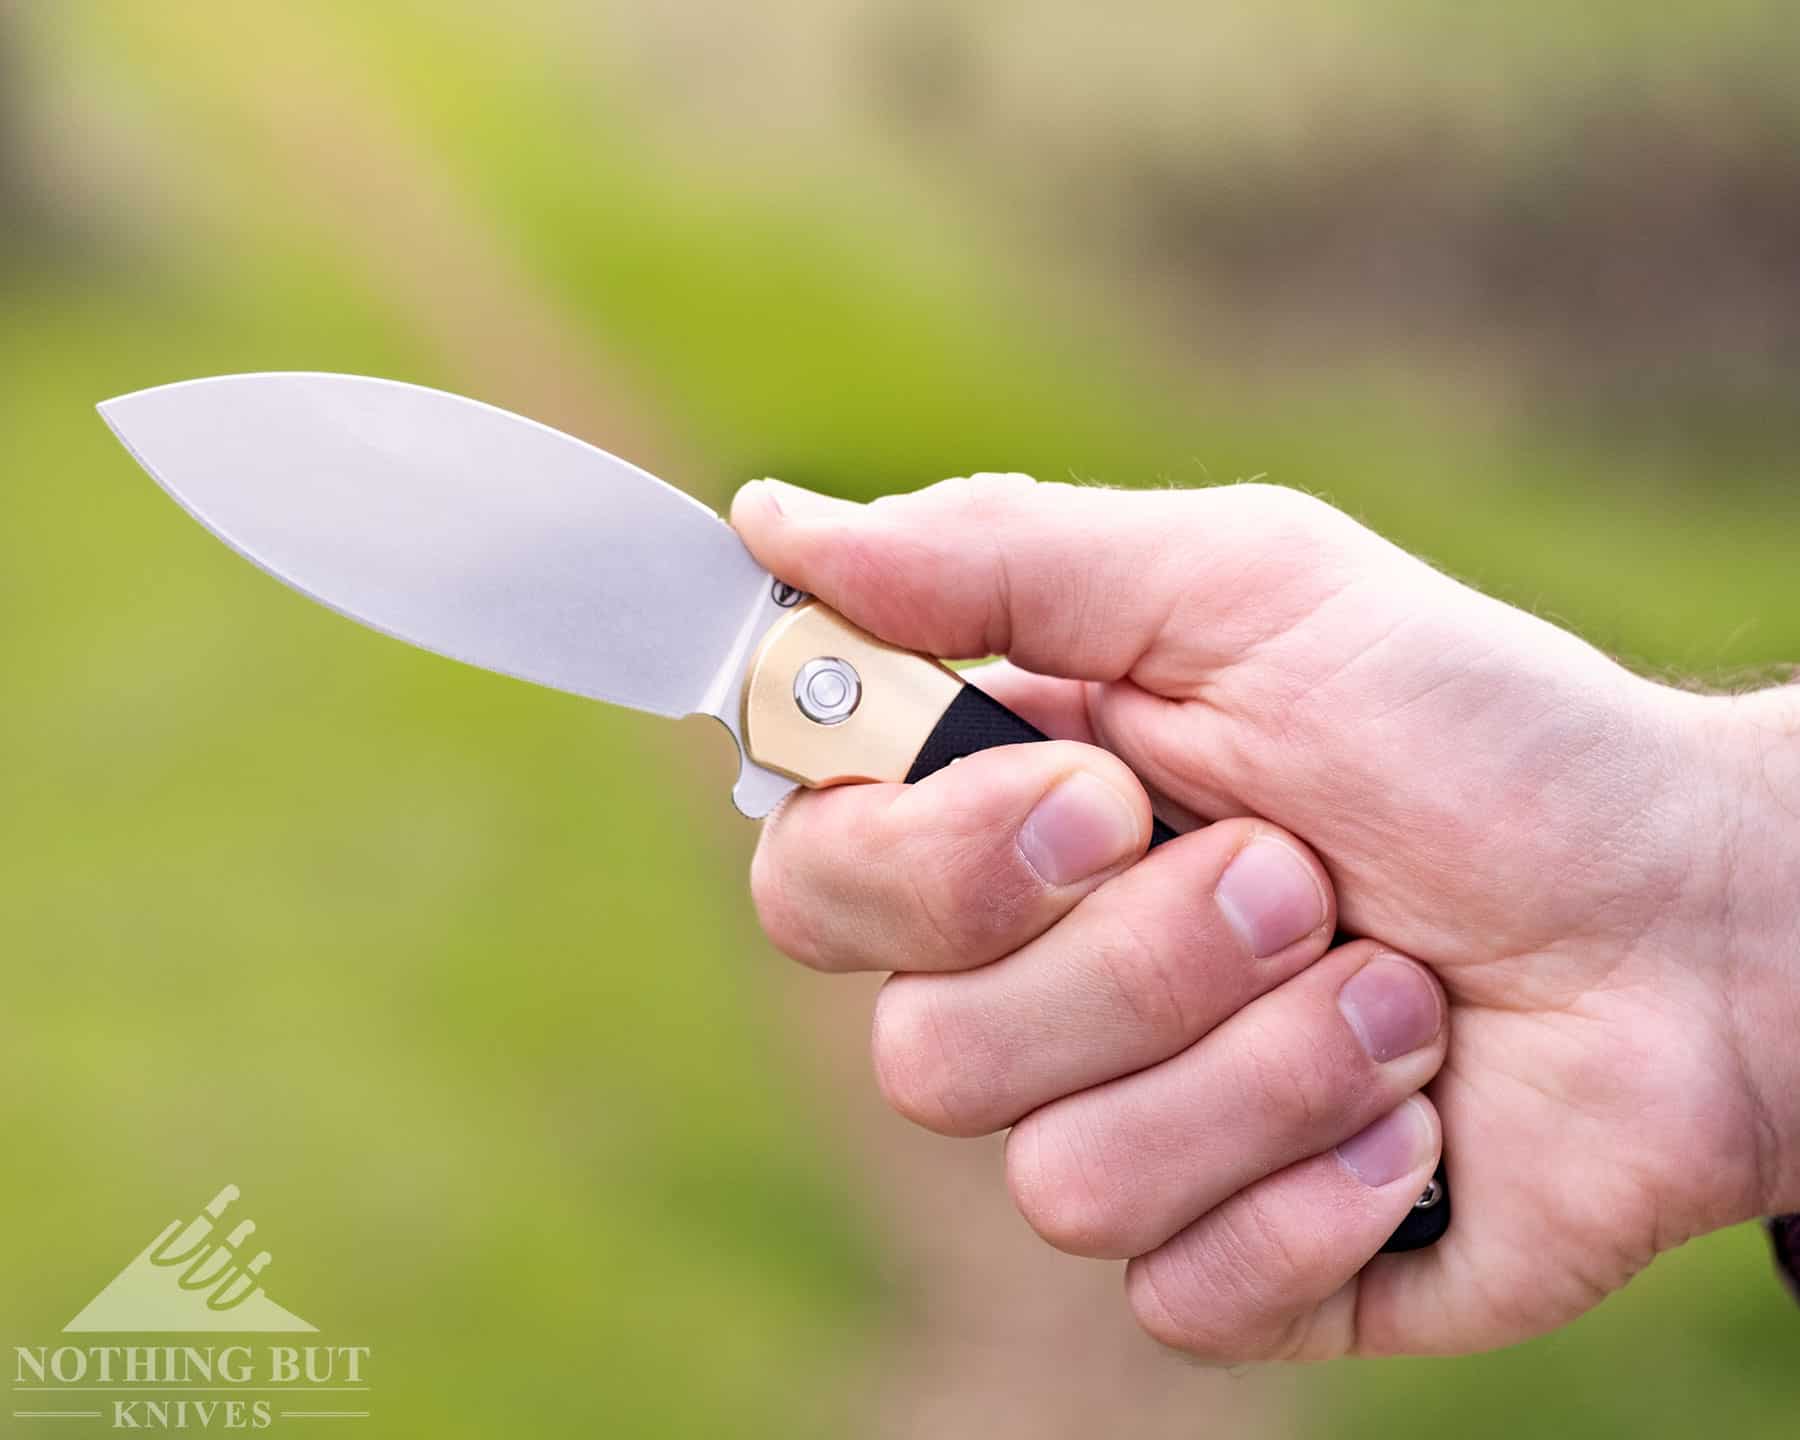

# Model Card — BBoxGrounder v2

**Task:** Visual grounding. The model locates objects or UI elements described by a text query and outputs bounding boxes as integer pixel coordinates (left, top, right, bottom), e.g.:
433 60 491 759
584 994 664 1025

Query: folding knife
99 372 1448 1252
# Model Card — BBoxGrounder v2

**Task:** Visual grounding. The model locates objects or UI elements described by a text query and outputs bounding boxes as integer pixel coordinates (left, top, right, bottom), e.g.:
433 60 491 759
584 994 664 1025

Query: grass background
2 2 1797 1435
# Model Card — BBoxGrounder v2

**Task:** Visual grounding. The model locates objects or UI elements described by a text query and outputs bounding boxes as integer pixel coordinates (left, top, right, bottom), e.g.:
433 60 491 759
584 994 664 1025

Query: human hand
730 473 1800 1360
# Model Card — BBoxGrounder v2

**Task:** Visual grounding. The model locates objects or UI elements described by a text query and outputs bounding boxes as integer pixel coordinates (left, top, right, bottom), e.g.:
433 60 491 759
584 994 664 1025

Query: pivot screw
794 657 861 725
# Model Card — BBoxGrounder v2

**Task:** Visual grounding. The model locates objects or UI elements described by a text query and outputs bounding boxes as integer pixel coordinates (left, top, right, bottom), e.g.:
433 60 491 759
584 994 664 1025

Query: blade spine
100 371 734 537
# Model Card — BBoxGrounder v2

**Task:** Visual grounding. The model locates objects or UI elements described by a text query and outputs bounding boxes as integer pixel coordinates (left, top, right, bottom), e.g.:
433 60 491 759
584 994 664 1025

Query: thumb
729 472 1364 686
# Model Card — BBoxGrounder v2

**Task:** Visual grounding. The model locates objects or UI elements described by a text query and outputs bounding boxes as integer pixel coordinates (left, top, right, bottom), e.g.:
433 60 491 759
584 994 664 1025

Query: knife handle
742 599 1450 1254
901 684 1181 843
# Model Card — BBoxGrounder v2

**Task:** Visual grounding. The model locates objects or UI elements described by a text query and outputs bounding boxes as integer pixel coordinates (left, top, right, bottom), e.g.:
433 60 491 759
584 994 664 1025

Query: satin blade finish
99 372 797 816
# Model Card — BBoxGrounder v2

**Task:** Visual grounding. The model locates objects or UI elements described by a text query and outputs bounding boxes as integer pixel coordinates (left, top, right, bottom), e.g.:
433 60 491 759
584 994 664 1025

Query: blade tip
95 395 137 444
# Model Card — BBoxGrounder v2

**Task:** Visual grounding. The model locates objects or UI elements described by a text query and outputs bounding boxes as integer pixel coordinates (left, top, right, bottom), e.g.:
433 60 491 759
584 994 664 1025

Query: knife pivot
794 657 863 725
741 600 964 788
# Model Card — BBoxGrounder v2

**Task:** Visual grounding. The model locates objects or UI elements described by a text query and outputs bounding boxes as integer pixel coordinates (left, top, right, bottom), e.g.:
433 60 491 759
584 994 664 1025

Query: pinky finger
1124 1096 1443 1365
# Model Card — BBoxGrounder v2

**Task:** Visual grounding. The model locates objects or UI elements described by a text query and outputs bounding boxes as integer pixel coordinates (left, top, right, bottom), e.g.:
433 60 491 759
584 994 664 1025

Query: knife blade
100 373 811 813
98 371 1448 1252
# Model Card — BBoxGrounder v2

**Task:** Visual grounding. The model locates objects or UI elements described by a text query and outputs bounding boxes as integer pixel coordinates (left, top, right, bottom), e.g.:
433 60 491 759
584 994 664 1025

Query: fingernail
1017 773 1143 887
758 478 849 519
1337 955 1442 1062
1214 837 1326 958
1336 1099 1433 1188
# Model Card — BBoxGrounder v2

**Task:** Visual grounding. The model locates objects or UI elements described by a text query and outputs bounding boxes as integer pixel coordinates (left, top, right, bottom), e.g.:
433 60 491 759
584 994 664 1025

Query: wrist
1703 683 1800 1216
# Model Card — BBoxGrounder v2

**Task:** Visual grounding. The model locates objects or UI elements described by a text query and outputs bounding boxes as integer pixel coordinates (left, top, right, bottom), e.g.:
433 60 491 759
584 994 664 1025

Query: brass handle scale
741 600 963 788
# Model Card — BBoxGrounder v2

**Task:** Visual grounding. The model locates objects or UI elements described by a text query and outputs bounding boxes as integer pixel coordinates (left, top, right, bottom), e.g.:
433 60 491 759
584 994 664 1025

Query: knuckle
1222 482 1349 554
1209 1186 1314 1312
1235 1017 1333 1146
748 836 827 969
893 856 971 966
1124 1251 1247 1362
1006 1111 1134 1258
885 801 1040 964
915 472 1039 531
1227 479 1324 526
1126 1193 1314 1363
1091 911 1205 1048
1125 1254 1199 1354
933 470 1038 506
869 977 988 1136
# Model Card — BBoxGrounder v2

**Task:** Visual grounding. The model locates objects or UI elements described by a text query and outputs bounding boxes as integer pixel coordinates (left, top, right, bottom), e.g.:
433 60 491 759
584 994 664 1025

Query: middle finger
870 818 1335 1135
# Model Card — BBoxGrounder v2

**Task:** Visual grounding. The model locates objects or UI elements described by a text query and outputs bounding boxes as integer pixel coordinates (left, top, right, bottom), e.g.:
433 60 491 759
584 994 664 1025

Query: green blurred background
3 2 1797 1435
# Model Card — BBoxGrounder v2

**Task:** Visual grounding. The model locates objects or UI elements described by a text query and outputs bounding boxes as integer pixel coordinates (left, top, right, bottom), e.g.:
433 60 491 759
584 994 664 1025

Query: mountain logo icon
63 1185 317 1333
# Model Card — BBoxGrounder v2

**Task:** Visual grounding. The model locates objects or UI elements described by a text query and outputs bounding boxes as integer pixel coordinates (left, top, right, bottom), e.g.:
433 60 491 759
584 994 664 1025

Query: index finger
749 739 1152 974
